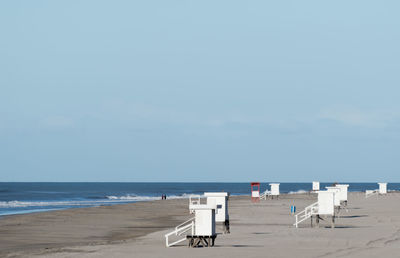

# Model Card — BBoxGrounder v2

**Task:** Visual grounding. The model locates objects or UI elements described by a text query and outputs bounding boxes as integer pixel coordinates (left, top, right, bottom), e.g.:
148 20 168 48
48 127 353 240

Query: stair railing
366 190 378 198
294 201 318 228
165 217 195 247
260 190 271 200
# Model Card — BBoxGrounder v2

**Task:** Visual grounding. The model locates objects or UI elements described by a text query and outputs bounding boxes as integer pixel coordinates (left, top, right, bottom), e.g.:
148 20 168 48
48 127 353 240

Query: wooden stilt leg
187 235 217 248
200 237 207 247
194 238 200 247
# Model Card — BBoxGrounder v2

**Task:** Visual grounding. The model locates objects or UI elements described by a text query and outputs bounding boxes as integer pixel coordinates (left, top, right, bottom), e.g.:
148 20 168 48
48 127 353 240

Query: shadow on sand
337 215 368 219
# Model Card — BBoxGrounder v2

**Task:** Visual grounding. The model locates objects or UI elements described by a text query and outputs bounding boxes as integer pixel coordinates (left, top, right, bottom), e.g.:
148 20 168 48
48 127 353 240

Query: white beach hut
260 183 280 200
336 184 349 205
188 204 217 247
325 187 341 207
316 190 336 228
193 206 216 236
378 183 387 194
317 191 335 216
165 202 217 248
270 183 280 197
312 181 320 192
204 192 230 233
294 190 336 228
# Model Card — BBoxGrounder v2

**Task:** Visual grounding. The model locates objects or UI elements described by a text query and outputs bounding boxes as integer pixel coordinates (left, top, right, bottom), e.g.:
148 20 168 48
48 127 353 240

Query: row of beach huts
164 182 388 248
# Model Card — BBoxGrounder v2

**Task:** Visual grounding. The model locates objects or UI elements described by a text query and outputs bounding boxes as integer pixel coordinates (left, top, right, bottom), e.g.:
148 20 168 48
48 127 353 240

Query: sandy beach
1 192 400 258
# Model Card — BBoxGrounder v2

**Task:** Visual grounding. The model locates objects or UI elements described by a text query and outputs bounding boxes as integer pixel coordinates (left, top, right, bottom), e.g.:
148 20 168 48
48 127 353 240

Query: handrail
165 222 193 238
304 201 318 211
175 217 195 233
366 190 378 198
260 190 271 200
294 202 318 228
165 221 194 247
296 201 317 217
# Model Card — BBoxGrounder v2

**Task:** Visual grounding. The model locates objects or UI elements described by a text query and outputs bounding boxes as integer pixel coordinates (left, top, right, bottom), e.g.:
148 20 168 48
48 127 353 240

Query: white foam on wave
106 193 194 201
0 193 195 208
106 195 159 201
0 200 124 208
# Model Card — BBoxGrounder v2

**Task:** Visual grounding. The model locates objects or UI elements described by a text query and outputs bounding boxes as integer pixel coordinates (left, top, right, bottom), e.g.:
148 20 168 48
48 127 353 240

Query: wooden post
224 220 230 234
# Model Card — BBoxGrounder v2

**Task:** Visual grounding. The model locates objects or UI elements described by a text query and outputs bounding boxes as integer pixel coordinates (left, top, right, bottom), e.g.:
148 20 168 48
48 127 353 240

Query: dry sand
1 192 400 258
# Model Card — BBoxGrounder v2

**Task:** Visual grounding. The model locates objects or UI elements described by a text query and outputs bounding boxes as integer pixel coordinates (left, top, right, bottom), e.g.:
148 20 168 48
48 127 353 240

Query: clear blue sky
1 1 399 182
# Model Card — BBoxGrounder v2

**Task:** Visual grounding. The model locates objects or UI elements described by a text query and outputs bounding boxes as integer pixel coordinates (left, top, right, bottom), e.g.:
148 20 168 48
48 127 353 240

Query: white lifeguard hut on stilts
165 192 231 248
260 183 280 200
312 181 320 192
187 204 217 247
378 183 387 194
314 191 336 228
325 186 341 206
294 190 336 228
204 192 230 233
366 183 388 198
335 184 349 206
270 183 280 199
165 196 217 247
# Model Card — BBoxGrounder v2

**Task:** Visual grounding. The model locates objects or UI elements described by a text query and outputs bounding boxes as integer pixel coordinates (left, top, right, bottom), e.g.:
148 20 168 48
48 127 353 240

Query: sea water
0 182 398 216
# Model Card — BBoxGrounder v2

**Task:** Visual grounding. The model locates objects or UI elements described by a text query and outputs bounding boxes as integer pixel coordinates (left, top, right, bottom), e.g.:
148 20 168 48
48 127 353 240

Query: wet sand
1 193 400 258
0 199 190 257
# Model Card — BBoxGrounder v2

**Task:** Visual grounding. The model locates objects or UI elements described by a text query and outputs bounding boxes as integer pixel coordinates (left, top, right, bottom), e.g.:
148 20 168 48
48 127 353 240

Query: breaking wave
106 193 194 200
0 193 195 209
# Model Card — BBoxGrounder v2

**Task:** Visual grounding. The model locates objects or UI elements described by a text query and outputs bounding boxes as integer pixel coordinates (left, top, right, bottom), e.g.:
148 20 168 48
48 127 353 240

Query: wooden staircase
293 202 318 228
165 217 195 247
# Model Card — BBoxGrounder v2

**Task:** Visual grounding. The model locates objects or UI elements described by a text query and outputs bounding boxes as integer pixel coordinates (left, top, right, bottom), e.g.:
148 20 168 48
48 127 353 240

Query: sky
1 1 400 182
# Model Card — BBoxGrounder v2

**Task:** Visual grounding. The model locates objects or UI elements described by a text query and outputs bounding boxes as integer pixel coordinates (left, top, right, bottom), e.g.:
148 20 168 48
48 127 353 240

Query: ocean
0 182 398 216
